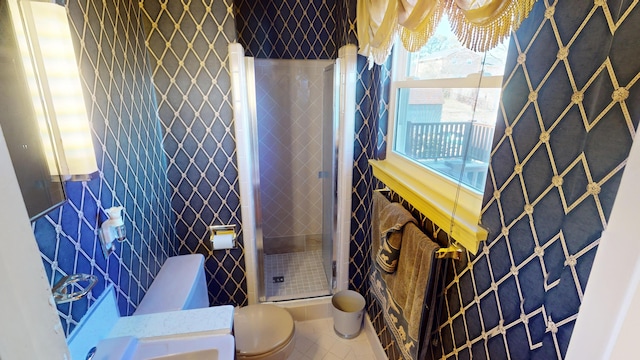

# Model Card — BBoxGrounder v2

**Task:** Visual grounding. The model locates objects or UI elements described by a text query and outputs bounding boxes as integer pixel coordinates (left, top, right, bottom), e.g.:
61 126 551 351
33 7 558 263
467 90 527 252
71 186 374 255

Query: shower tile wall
254 59 331 241
139 0 248 306
31 0 175 336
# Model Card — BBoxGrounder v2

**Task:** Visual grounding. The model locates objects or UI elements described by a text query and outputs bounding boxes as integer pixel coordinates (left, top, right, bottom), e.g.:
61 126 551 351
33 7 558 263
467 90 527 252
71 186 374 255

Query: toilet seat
234 304 295 360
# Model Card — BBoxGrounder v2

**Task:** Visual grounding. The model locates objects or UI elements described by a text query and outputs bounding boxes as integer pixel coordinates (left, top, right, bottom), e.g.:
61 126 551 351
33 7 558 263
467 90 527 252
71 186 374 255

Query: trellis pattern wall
351 55 402 357
32 0 175 336
429 1 640 359
336 1 358 48
136 0 353 308
234 0 337 59
139 0 247 306
357 1 640 359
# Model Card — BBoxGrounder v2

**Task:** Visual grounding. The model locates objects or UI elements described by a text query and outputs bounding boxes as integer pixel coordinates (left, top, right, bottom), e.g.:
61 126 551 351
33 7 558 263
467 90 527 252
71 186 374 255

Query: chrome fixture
52 273 98 304
99 206 126 257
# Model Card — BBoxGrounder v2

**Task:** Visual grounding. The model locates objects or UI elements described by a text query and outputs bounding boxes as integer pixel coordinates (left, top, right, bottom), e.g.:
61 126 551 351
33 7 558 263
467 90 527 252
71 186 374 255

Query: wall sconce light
17 1 98 181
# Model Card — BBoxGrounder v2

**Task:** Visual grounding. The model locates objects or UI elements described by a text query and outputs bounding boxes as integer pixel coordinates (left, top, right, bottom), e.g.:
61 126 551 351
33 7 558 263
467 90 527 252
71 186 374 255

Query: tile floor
289 318 376 360
264 250 330 301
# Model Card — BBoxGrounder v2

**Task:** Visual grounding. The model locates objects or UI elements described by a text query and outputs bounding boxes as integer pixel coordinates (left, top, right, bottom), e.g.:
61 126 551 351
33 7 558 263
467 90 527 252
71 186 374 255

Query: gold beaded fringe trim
445 0 537 52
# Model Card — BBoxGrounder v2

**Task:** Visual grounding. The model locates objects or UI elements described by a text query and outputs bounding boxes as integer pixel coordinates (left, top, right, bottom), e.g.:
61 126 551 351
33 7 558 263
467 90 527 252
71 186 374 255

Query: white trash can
332 290 365 339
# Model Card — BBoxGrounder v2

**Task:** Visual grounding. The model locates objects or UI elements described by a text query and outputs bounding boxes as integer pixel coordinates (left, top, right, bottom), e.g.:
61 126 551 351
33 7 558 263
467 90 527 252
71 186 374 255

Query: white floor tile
328 341 351 358
289 348 309 360
322 352 342 360
290 318 375 360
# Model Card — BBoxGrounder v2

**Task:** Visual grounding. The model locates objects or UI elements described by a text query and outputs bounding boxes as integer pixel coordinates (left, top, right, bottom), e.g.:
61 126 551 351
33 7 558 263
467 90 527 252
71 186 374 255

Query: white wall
0 126 69 359
566 132 640 359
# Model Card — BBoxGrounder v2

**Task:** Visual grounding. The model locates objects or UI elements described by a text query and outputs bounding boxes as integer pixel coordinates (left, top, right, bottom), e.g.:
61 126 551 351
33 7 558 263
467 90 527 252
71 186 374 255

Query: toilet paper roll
213 233 235 250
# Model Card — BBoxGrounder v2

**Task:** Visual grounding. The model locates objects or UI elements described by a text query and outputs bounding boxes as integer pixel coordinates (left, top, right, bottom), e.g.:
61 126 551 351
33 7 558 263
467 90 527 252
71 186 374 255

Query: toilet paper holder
209 224 237 249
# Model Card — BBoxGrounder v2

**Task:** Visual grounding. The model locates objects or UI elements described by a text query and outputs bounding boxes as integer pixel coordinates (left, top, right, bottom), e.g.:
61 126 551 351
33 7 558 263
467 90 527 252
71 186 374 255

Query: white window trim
370 45 505 254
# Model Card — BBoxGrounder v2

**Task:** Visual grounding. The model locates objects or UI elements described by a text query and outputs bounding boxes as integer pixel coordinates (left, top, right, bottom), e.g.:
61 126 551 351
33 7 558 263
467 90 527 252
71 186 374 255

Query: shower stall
229 44 357 304
254 59 337 301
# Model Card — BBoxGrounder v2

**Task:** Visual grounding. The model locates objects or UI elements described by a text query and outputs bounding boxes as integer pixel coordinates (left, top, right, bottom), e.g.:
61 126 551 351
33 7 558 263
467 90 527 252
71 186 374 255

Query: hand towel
375 201 417 273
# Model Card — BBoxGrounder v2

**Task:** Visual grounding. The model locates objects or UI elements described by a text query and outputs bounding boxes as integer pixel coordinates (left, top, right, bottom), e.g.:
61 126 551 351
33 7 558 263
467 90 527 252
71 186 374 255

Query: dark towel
370 191 441 360
375 200 416 273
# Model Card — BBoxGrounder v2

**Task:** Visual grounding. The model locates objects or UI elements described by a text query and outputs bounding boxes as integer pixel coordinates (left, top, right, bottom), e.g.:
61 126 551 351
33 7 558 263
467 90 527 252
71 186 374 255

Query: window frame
370 43 505 254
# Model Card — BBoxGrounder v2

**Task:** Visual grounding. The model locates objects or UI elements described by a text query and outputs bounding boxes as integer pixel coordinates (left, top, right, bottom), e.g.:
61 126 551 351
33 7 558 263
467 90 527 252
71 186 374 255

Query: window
370 17 509 253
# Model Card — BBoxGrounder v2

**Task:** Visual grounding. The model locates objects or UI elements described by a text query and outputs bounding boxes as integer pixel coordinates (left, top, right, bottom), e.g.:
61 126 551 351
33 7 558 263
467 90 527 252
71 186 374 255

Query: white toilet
135 254 296 360
234 304 296 360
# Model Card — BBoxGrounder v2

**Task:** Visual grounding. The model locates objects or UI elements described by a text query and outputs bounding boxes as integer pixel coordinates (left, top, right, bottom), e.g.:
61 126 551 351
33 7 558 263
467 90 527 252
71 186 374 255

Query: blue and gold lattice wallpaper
426 1 640 359
234 0 338 59
139 0 247 306
33 0 176 336
354 0 640 359
24 1 640 359
29 0 376 341
138 0 360 308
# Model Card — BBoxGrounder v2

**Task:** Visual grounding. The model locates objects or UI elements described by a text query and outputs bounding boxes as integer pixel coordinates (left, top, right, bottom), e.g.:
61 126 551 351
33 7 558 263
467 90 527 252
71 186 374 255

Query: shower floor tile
264 250 330 301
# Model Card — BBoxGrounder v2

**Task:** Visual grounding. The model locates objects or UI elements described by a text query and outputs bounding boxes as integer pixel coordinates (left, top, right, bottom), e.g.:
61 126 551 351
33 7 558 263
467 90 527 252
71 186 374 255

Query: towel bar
435 244 463 260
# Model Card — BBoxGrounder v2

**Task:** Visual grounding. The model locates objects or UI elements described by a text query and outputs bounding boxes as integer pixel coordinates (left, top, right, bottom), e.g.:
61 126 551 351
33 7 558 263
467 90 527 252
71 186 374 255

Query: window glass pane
407 17 509 80
393 87 501 191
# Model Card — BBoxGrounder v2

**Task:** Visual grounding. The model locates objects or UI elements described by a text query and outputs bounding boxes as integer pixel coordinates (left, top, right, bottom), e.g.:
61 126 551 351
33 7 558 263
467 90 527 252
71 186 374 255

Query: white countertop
107 305 234 339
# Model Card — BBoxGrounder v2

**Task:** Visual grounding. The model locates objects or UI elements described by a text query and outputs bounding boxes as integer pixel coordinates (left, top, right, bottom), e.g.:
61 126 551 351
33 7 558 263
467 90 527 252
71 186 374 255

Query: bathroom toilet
234 304 296 360
135 254 295 360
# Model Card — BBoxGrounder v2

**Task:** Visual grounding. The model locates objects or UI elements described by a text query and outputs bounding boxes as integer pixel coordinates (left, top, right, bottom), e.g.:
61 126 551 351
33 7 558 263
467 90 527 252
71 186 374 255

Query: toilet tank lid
134 254 205 315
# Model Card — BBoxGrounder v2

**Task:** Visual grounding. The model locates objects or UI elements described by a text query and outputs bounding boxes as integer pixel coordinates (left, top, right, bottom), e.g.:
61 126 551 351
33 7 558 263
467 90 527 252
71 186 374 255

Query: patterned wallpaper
431 1 640 358
355 1 640 359
336 1 358 48
234 0 338 59
139 0 247 306
29 0 355 333
350 54 394 292
127 0 355 308
32 0 175 336
351 55 401 356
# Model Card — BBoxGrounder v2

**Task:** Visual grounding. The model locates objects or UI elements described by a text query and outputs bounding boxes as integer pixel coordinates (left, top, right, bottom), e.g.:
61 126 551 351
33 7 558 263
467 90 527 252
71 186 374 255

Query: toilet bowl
234 304 296 360
136 255 295 360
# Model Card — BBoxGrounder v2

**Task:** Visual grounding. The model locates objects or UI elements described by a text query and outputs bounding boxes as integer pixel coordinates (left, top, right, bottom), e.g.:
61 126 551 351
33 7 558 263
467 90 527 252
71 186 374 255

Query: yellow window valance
357 0 536 66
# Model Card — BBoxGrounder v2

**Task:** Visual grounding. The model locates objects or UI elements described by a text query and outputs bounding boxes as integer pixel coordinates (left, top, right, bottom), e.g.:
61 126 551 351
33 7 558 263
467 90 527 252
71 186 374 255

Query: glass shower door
321 61 339 290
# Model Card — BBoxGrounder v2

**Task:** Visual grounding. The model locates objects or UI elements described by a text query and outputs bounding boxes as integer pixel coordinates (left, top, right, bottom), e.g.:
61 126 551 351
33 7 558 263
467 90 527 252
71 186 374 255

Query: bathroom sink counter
107 305 234 339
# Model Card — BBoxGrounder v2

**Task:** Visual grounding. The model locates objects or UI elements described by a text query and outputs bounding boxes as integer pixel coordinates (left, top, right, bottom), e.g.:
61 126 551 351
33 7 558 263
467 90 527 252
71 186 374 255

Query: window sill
369 158 487 254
